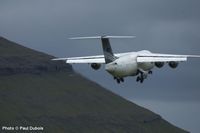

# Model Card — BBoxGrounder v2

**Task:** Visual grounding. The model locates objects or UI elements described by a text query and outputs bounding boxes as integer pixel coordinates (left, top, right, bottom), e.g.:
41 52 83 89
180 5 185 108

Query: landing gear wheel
136 76 140 82
148 71 153 74
136 76 144 83
116 79 120 84
140 78 144 83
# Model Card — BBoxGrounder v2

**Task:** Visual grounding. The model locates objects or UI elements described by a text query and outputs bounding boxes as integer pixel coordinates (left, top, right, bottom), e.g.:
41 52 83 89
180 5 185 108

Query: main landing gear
136 76 144 83
114 77 124 84
113 70 152 84
136 70 152 83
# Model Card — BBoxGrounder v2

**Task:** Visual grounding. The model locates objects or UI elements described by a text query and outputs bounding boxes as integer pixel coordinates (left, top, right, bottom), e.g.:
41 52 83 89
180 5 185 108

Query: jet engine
91 63 101 70
168 61 179 69
155 62 164 68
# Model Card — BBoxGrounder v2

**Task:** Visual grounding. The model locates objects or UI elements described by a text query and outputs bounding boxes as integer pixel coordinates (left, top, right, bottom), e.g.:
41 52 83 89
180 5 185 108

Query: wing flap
137 52 200 63
52 53 131 64
137 57 187 63
66 58 105 64
52 55 105 64
138 53 200 58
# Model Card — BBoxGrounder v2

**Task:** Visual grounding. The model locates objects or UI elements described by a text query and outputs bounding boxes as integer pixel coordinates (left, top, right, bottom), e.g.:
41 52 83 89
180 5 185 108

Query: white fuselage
105 50 154 78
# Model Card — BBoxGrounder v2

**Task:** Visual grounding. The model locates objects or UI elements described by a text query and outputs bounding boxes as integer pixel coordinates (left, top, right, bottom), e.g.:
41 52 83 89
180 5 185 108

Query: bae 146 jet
53 36 200 83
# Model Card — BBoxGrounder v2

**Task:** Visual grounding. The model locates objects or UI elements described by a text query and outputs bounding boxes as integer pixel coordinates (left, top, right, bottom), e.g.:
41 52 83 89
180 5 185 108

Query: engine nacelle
169 61 179 69
91 63 101 70
155 62 164 68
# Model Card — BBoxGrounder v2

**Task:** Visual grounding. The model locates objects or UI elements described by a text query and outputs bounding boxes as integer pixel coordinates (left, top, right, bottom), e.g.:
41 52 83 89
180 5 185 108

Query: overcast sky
0 0 200 132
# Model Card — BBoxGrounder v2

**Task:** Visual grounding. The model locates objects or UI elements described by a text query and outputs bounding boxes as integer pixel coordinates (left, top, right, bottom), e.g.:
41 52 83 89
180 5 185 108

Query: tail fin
101 37 117 63
69 36 135 64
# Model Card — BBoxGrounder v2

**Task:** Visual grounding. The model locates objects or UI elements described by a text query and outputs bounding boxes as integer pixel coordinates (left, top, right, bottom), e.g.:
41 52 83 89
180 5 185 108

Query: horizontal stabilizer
69 36 135 40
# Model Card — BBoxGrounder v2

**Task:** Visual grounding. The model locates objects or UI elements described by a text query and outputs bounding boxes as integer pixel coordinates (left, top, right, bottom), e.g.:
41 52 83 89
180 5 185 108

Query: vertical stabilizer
69 35 135 64
101 37 117 64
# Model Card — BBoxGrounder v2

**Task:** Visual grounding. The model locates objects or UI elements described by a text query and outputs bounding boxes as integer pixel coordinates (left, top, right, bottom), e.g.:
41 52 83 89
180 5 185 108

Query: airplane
52 36 200 83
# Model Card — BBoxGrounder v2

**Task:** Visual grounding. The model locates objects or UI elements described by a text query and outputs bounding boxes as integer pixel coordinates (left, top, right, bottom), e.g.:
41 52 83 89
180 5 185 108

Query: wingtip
51 58 58 61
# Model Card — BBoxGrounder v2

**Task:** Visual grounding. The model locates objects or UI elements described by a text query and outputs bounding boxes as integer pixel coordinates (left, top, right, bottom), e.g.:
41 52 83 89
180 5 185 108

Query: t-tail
69 35 135 64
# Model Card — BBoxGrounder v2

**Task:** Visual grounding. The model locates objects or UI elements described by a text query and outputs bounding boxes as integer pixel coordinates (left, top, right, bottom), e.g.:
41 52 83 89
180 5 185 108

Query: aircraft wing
137 53 200 63
52 53 130 64
52 55 105 64
52 52 200 63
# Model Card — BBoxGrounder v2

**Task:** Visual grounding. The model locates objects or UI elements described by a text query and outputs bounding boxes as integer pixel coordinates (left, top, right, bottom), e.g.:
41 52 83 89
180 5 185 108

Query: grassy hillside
0 37 71 75
0 37 188 133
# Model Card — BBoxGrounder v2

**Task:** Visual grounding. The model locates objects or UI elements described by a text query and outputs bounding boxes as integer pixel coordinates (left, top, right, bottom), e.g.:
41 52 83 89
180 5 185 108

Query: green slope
0 37 71 75
0 37 188 133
